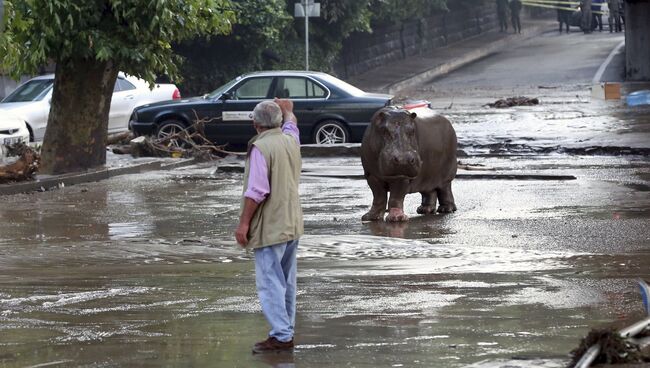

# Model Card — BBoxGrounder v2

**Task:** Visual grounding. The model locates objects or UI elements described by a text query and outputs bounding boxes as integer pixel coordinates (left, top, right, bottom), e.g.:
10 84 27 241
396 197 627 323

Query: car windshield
205 77 242 99
2 79 54 102
315 74 366 97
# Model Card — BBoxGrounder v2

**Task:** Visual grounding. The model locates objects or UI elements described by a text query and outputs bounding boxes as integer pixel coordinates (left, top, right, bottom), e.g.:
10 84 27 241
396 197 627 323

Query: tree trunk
40 59 118 175
625 0 650 81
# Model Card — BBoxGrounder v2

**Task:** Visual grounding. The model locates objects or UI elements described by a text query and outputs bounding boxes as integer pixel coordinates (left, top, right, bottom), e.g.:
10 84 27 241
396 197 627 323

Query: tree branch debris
110 111 245 160
0 144 40 184
487 96 540 108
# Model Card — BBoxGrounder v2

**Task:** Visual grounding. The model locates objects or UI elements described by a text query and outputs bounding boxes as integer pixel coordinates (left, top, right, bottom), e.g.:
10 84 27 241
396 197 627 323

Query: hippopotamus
361 106 457 222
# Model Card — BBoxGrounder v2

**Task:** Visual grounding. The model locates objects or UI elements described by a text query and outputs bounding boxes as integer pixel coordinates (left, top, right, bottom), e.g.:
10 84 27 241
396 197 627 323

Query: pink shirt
244 122 300 203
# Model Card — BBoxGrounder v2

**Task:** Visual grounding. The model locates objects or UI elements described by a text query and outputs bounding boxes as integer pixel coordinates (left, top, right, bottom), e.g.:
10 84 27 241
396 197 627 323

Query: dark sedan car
129 71 393 147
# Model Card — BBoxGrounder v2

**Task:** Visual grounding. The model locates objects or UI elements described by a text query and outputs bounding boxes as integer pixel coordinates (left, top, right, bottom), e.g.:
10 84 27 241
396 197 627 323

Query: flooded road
1 150 649 367
1 29 650 368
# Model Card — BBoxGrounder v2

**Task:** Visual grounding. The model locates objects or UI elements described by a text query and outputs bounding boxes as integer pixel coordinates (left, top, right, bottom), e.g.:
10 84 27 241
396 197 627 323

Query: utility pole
294 0 320 71
304 0 309 70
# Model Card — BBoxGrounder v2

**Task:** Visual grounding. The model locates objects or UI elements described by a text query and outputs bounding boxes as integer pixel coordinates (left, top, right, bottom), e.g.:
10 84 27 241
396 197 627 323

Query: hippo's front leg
386 180 410 222
417 191 438 215
362 175 388 221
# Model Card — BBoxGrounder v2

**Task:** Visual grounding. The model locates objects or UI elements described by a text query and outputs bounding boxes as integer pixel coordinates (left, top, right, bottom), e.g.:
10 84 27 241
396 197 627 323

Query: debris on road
111 115 244 161
457 161 495 171
487 96 540 108
570 314 650 368
0 143 40 184
570 327 646 367
107 131 134 145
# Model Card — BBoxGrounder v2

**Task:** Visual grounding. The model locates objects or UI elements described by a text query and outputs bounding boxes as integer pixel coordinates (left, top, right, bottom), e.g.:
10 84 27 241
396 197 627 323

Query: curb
0 157 197 196
300 144 361 157
386 22 555 94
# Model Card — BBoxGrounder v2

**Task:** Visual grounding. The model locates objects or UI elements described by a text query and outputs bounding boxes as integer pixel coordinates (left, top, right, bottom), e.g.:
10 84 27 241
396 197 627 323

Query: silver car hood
0 102 47 121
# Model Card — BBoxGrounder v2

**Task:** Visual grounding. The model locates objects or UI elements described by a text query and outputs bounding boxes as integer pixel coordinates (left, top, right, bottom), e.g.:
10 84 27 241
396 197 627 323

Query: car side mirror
220 92 232 101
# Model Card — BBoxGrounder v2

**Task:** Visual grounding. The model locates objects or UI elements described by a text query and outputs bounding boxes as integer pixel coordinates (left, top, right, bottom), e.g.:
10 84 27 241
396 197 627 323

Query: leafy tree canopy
0 0 236 84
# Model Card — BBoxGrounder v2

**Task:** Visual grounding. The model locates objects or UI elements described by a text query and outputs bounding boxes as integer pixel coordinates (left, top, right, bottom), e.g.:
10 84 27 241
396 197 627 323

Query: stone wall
335 1 499 79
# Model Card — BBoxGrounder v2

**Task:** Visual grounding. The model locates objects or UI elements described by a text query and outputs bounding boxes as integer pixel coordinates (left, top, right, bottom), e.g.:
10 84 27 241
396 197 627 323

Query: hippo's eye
403 123 415 134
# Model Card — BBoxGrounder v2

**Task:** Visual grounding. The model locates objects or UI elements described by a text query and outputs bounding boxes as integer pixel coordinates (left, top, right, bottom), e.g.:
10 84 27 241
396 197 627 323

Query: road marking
593 40 625 84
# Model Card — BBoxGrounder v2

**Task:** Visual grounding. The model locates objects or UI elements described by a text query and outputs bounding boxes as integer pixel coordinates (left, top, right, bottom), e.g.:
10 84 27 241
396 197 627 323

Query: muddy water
0 151 649 367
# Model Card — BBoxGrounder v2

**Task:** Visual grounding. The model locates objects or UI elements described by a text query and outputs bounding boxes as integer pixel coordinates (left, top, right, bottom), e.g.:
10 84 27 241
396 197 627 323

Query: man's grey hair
253 101 283 129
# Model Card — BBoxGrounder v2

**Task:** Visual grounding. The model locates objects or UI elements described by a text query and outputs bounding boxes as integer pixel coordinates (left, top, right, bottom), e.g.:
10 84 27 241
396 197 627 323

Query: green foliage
0 0 236 84
174 0 467 94
371 0 448 25
174 0 291 95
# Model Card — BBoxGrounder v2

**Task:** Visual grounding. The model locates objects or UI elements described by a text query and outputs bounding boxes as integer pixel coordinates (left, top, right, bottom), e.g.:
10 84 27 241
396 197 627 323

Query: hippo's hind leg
417 191 438 215
362 175 388 221
436 181 457 213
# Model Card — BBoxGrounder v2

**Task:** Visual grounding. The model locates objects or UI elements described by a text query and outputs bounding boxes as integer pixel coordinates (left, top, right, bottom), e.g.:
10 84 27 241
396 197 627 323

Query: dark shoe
252 337 294 354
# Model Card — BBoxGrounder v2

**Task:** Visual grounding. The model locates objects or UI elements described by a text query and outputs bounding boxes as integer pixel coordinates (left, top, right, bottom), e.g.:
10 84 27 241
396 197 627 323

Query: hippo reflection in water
361 106 457 222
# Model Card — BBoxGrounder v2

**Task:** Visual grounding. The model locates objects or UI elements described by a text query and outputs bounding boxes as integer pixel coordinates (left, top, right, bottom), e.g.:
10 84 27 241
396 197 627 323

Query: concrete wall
336 1 498 79
625 0 650 81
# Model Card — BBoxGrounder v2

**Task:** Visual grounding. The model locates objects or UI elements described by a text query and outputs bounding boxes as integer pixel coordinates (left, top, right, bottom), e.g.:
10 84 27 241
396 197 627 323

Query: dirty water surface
0 149 649 368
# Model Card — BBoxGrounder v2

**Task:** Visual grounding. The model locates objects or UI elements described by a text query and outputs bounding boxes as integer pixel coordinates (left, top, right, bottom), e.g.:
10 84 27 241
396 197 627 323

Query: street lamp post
304 0 309 71
294 0 320 71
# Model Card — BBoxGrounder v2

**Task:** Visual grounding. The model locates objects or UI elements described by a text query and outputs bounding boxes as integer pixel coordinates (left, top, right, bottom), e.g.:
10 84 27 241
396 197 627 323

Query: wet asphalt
0 29 649 368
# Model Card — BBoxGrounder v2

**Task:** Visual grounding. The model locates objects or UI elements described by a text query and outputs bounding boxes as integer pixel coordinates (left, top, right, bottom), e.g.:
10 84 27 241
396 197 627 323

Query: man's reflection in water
255 351 295 368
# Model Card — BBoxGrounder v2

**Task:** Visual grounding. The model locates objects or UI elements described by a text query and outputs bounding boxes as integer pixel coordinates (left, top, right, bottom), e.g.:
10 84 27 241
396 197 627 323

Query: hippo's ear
375 111 388 124
410 112 417 120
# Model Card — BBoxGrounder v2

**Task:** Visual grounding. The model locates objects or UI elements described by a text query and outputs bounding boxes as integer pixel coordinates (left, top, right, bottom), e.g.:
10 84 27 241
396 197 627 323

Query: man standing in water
235 98 303 354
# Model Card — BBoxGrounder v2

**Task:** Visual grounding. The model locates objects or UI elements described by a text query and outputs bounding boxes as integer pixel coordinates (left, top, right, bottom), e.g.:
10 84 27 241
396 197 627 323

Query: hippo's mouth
380 174 418 180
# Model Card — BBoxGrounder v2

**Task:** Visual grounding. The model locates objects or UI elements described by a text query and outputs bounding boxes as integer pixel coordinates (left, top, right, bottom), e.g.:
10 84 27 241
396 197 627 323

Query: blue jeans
254 239 298 342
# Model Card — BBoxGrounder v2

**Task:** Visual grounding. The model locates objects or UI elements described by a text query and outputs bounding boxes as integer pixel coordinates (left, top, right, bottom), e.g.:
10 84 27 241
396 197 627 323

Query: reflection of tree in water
0 186 110 244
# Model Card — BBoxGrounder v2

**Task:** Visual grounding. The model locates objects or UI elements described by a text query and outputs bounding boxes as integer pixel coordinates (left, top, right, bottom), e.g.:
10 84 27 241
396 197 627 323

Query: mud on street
1 32 649 368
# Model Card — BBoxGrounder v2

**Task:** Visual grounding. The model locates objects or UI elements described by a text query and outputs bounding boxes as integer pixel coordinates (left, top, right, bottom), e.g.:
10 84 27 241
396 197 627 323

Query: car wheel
313 120 349 144
156 119 189 148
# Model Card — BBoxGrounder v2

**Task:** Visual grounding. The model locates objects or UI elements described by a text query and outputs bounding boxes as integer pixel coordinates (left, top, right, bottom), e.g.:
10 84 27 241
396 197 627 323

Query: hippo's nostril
391 156 400 164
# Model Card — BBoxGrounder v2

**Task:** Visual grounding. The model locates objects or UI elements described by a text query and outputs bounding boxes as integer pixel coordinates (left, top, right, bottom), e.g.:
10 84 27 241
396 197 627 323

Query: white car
0 73 181 142
0 110 30 157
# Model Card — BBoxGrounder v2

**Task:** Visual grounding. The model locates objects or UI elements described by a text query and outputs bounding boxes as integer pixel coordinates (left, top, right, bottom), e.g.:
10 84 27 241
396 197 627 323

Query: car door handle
125 95 134 100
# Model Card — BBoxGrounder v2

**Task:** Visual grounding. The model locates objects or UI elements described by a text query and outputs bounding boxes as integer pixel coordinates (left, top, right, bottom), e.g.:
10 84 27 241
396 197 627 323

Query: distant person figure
592 0 603 31
608 0 621 32
509 0 522 34
497 0 509 32
619 1 625 29
557 0 572 33
581 0 593 33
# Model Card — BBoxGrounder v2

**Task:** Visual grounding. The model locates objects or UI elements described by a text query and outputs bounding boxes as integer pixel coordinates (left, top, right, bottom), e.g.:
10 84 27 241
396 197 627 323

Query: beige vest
241 127 303 249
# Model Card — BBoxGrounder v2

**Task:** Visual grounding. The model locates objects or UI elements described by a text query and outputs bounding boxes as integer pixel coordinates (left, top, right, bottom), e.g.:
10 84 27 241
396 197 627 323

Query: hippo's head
371 108 422 179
